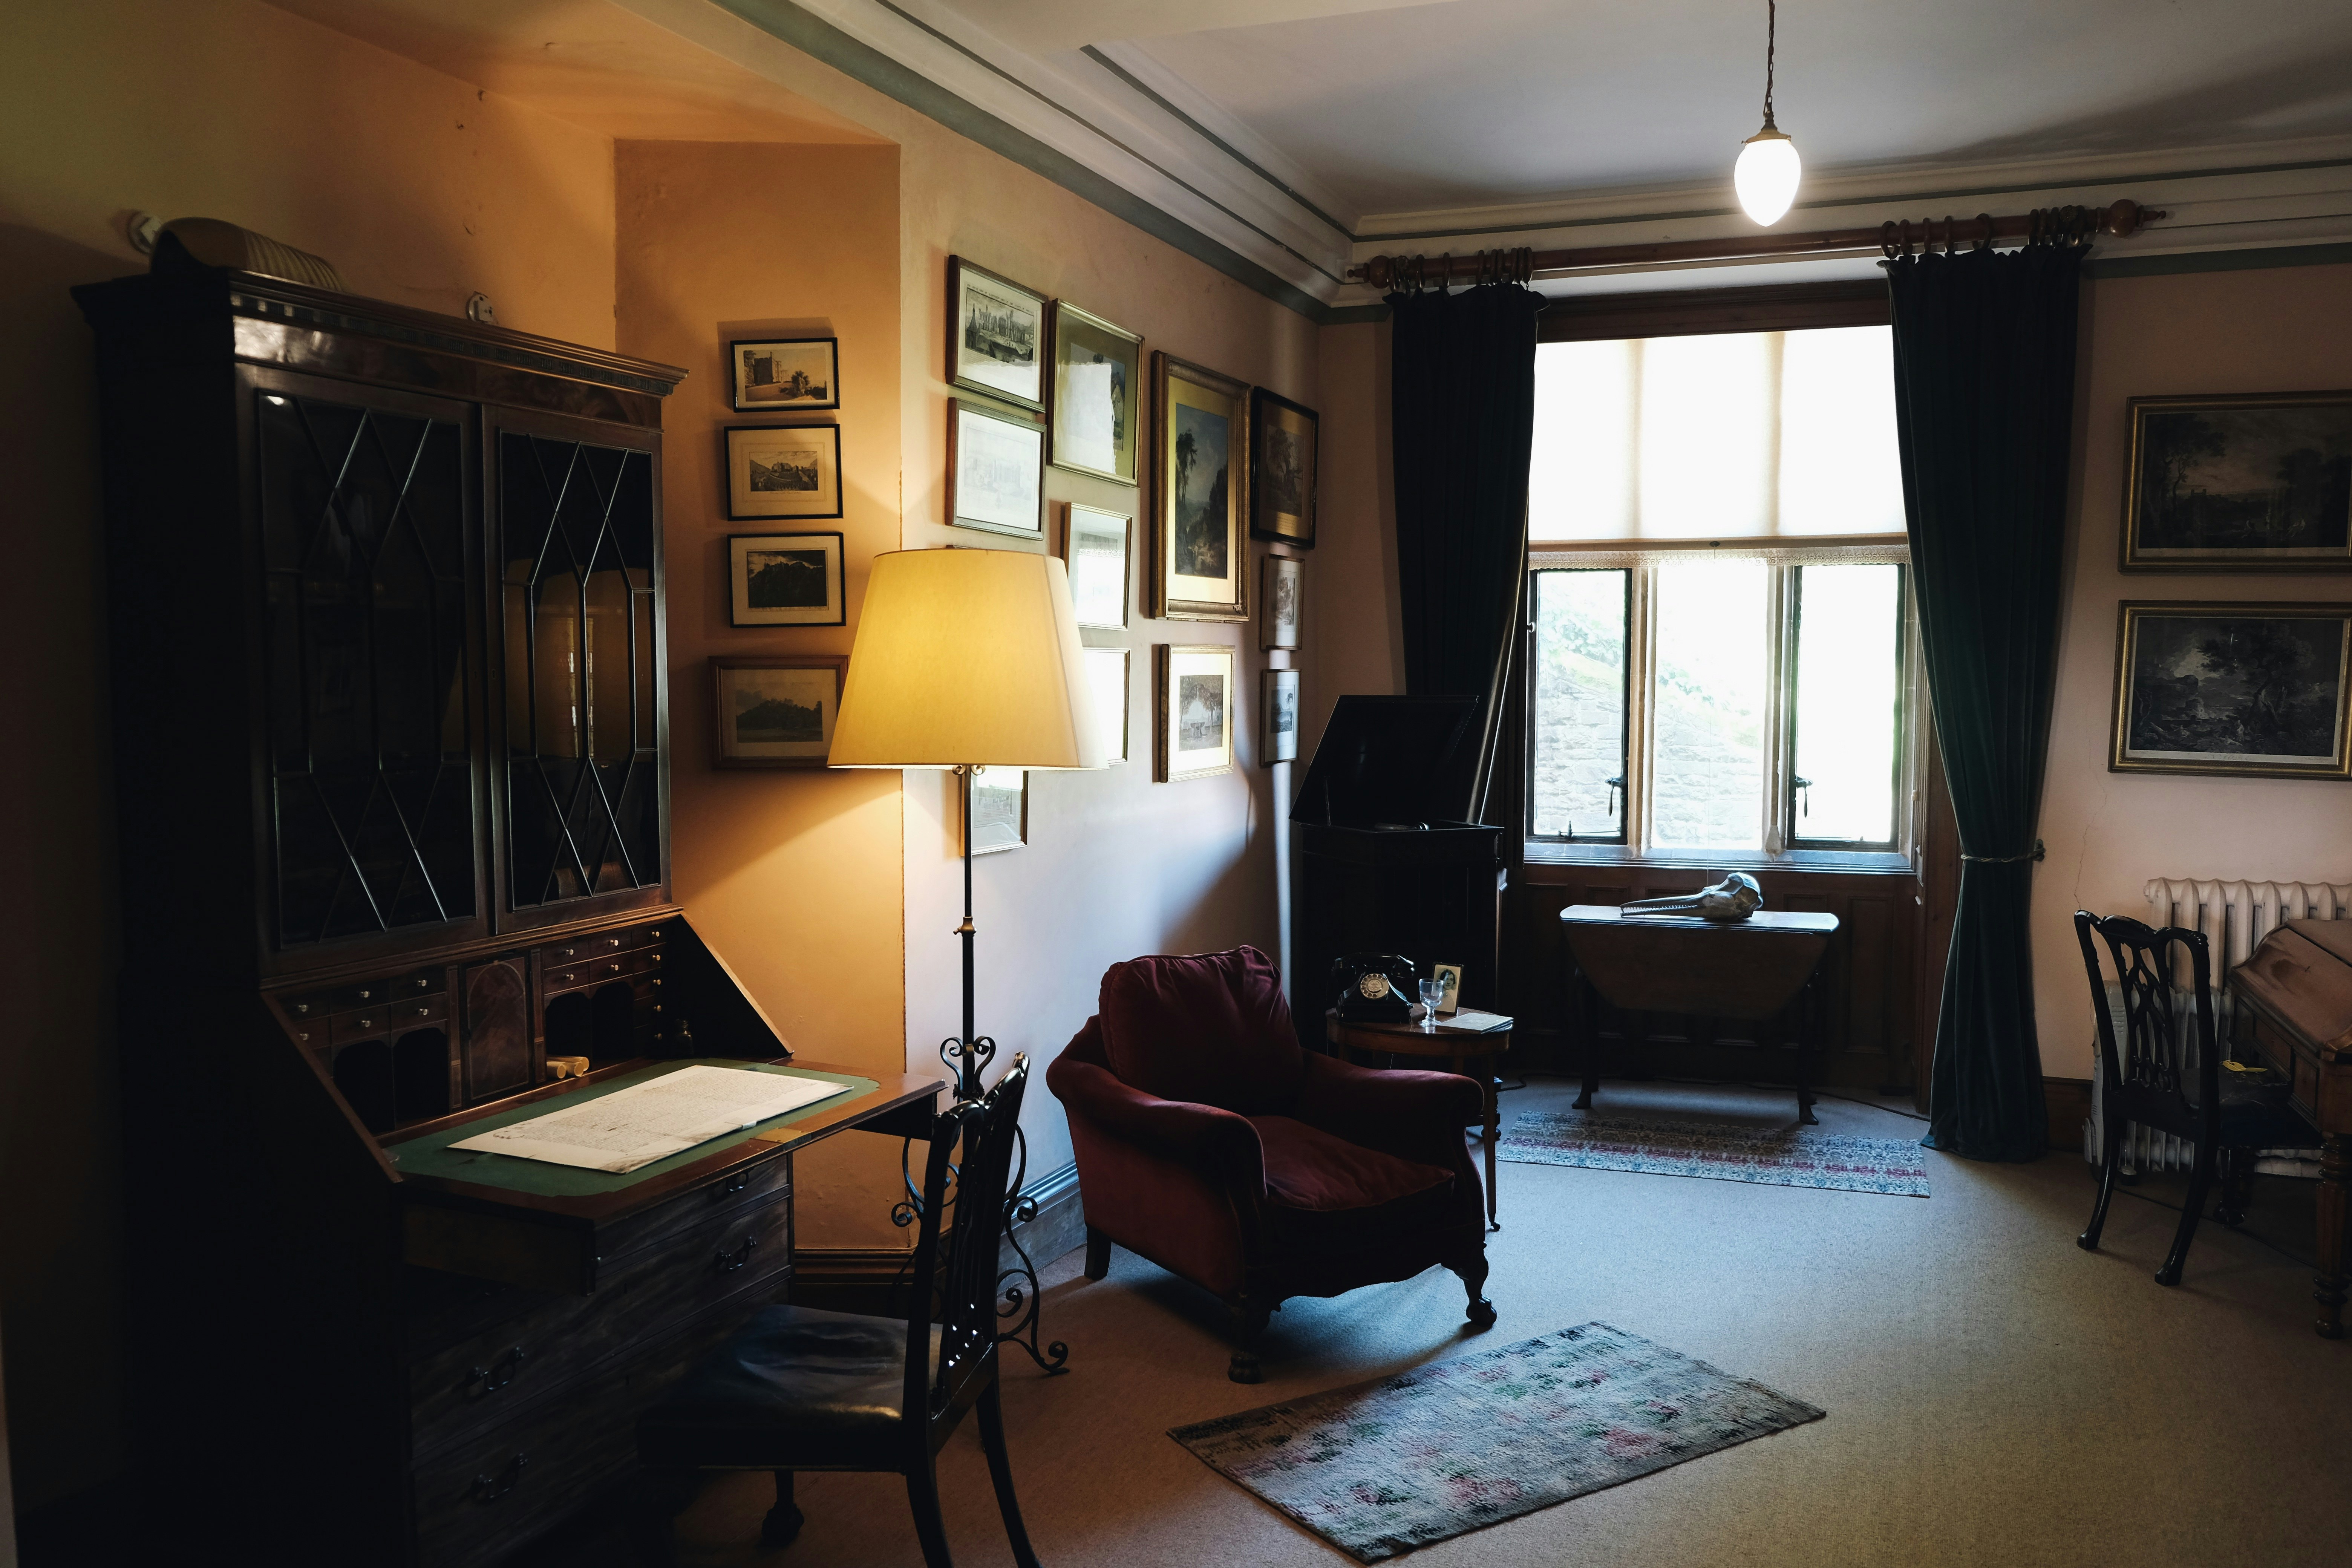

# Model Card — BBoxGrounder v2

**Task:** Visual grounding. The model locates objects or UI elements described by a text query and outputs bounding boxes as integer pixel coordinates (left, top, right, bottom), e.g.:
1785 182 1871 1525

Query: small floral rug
1169 1323 1823 1561
1499 1109 1931 1197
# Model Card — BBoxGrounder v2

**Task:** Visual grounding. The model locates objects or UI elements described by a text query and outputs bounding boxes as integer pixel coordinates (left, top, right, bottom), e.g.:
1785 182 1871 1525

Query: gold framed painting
1049 300 1141 485
2108 600 2352 778
1154 643 1234 781
1150 353 1249 622
2121 390 2352 571
1249 387 1318 548
1063 502 1131 630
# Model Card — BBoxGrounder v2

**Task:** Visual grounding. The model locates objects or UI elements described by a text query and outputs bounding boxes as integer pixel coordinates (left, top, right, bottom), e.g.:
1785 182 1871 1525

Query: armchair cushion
1098 946 1302 1115
1247 1116 1451 1213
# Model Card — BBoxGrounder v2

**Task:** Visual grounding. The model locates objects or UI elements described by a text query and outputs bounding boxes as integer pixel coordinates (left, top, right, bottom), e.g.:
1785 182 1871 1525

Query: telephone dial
1330 952 1418 1024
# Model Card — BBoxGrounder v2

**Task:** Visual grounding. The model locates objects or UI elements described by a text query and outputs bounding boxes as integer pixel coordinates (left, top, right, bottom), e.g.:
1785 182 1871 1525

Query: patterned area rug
1169 1323 1823 1562
1499 1109 1931 1197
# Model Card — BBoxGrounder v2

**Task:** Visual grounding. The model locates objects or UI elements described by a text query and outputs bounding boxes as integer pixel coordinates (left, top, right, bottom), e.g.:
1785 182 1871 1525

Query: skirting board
791 1161 1086 1286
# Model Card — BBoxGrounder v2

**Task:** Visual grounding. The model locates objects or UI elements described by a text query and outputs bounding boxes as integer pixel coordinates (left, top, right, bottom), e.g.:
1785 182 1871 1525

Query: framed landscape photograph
948 399 1046 538
948 256 1045 410
967 766 1028 854
1155 643 1234 781
1151 353 1249 622
1260 554 1302 650
2108 601 2352 779
1249 387 1318 548
727 531 843 627
730 337 839 412
1063 502 1131 630
724 424 842 521
712 655 847 769
1084 646 1130 766
1261 667 1299 765
2122 391 2352 571
1049 300 1141 484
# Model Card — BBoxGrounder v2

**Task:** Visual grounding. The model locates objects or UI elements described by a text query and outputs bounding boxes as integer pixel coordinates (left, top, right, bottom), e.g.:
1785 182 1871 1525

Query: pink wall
2032 262 2352 1076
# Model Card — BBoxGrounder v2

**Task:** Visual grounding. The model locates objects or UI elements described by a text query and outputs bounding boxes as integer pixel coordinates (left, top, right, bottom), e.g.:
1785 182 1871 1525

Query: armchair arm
1294 1051 1481 1166
1046 1057 1266 1193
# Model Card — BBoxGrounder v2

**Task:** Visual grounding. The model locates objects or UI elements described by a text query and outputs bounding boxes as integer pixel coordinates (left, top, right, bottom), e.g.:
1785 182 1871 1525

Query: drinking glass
1418 978 1446 1029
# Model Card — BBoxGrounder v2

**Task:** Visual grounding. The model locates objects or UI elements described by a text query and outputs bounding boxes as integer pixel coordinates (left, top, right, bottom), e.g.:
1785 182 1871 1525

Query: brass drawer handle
714 1233 757 1274
463 1345 528 1400
469 1453 527 1505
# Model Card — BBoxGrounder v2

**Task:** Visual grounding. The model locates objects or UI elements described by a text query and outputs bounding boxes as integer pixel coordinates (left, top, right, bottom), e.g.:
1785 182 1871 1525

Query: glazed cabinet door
487 411 669 931
248 367 490 969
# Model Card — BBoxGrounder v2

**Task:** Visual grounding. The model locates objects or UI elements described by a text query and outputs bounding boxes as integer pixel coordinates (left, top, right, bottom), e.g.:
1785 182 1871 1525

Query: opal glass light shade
1734 124 1802 227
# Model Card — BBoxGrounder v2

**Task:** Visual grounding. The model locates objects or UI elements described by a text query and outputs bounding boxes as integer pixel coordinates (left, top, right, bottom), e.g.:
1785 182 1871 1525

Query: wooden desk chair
2074 912 2314 1286
637 1058 1040 1567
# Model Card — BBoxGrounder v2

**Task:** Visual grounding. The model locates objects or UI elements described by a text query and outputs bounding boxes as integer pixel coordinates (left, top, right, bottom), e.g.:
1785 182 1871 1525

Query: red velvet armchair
1046 946 1493 1381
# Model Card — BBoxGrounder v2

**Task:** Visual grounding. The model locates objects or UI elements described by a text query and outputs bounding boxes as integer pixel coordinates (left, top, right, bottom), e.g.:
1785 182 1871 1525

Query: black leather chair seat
639 1304 941 1471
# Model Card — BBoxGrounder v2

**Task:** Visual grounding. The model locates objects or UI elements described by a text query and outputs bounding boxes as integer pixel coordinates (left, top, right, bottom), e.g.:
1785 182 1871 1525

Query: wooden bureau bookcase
75 269 933 1566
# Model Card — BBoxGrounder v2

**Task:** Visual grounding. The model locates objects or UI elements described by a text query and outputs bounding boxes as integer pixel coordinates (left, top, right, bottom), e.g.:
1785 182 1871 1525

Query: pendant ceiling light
1734 0 1802 226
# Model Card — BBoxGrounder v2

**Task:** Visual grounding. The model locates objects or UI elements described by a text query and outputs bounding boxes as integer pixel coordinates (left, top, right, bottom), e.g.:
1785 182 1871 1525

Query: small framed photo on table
1064 503 1131 630
1262 667 1299 764
725 425 842 521
730 337 839 412
1155 643 1234 781
712 655 847 769
2108 600 2352 778
948 256 1046 411
727 531 843 627
1430 963 1463 1015
948 399 1045 539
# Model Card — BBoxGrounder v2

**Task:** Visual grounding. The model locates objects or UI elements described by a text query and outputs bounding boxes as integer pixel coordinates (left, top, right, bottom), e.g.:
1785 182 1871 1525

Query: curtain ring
1975 213 1995 251
1880 220 1902 260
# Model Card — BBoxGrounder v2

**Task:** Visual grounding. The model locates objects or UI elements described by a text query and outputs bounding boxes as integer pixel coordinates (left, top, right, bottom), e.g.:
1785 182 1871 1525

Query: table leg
1573 965 1599 1110
1795 974 1820 1125
2318 1133 2348 1340
1481 1053 1500 1230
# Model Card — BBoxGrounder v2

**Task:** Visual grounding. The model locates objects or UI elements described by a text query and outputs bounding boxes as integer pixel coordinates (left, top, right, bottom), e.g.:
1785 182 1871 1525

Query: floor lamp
828 546 1103 1374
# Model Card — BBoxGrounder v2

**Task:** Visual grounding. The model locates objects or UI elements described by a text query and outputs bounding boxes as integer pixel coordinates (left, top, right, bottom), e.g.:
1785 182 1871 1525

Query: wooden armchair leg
1083 1225 1112 1281
1228 1298 1272 1384
762 1470 804 1548
1451 1250 1497 1327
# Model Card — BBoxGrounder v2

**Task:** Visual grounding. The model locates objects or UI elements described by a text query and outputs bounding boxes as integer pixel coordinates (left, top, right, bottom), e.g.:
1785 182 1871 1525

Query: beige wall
1303 318 1405 766
2032 263 2352 1076
0 0 620 1509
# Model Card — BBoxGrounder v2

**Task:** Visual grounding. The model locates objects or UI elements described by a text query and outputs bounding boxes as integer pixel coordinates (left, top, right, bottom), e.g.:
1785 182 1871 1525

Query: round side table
1324 1008 1511 1230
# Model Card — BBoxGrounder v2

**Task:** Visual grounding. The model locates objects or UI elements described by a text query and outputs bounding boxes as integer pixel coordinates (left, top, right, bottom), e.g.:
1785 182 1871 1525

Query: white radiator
2076 879 2335 1178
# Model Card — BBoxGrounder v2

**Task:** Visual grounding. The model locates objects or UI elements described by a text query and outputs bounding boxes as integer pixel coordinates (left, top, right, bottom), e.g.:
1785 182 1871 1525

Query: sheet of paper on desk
448 1064 852 1173
1436 1009 1510 1032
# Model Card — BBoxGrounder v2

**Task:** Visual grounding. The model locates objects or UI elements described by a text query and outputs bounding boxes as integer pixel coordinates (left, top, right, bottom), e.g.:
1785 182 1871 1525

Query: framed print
967 766 1028 854
1049 300 1141 484
1084 646 1130 766
948 256 1045 410
1430 962 1463 1015
1155 643 1234 781
1151 353 1249 622
2108 601 2352 779
1064 503 1131 630
712 655 847 769
725 424 842 521
1261 667 1299 766
730 337 839 412
727 531 844 627
1260 554 1302 650
1250 387 1319 548
948 399 1045 539
2122 391 2352 571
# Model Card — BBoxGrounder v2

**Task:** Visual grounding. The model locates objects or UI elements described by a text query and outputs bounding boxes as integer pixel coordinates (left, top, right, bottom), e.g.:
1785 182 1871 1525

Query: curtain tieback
1960 840 2045 864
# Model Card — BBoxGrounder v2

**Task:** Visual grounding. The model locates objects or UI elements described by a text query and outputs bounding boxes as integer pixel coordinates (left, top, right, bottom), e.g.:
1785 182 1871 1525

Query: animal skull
1620 872 1764 923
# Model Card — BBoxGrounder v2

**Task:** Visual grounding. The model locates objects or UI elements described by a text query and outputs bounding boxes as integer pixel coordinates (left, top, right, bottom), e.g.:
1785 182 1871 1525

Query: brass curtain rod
1349 198 2166 291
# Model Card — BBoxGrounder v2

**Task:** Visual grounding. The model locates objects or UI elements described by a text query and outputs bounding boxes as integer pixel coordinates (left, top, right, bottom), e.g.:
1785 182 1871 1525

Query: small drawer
330 993 443 1043
281 992 332 1024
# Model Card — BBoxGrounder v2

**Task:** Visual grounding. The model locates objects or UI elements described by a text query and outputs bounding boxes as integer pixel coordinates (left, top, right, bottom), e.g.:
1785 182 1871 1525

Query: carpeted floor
535 1075 2352 1568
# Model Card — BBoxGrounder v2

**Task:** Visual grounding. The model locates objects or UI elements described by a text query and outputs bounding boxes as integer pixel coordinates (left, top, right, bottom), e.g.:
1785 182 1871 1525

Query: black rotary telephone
1330 953 1418 1024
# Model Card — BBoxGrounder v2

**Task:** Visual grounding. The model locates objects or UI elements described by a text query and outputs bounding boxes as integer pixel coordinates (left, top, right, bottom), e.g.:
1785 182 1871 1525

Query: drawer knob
606 937 621 949
357 989 372 1000
355 1018 374 1031
464 1345 529 1400
469 1453 528 1505
415 977 430 990
556 946 575 959
608 962 622 973
292 1002 309 1016
714 1234 757 1274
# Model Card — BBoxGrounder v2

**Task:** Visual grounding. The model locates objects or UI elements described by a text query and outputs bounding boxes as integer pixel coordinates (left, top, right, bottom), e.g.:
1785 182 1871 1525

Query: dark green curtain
1888 240 2087 1161
1387 282 1544 819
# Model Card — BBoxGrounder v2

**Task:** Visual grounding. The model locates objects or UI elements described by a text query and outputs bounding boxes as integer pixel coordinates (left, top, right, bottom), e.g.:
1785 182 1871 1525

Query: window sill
1522 842 1916 875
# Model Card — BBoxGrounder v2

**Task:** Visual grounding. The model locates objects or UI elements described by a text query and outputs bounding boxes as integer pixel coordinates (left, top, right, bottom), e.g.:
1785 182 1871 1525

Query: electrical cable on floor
2108 1184 2318 1272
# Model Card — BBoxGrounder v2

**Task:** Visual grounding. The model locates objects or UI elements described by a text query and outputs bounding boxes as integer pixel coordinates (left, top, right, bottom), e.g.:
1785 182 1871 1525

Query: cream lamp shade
829 546 1103 769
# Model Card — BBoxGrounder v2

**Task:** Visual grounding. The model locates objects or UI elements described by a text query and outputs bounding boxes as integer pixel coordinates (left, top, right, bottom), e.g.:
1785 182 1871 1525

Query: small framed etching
1155 643 1234 781
1084 646 1130 766
948 256 1046 411
1260 554 1302 650
1152 353 1250 622
730 337 839 412
724 424 842 521
1250 387 1318 548
948 399 1045 539
712 655 846 769
2109 600 2352 778
968 766 1028 854
2121 390 2352 571
727 531 844 627
1262 667 1299 765
1064 503 1131 630
1049 300 1142 484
